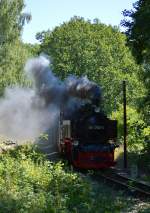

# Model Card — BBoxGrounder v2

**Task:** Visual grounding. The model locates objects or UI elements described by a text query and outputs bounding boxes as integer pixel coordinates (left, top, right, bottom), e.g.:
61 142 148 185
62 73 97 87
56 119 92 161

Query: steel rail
95 170 150 198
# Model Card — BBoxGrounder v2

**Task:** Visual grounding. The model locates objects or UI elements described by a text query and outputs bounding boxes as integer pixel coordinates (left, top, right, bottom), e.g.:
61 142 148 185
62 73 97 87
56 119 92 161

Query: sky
22 0 136 44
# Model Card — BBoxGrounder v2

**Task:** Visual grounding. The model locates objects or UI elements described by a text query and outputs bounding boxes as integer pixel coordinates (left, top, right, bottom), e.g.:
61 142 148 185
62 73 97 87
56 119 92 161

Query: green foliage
37 17 145 113
0 144 136 213
138 63 150 123
0 41 33 95
121 0 150 123
23 43 40 56
0 0 31 44
121 0 150 63
0 0 33 95
111 105 149 152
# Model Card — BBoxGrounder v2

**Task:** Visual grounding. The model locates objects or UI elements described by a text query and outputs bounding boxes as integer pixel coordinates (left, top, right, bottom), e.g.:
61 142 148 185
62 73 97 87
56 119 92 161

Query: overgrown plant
0 144 137 213
111 105 150 153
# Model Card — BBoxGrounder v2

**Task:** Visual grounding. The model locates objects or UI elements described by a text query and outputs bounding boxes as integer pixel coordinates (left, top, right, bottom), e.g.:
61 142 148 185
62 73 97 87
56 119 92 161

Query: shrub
111 105 150 153
0 144 134 212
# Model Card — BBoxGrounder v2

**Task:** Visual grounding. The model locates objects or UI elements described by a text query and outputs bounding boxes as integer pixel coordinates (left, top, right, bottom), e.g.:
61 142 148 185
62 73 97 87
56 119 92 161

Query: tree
121 0 150 123
0 41 34 94
37 17 145 113
0 0 32 95
0 0 31 44
121 0 150 63
111 105 148 152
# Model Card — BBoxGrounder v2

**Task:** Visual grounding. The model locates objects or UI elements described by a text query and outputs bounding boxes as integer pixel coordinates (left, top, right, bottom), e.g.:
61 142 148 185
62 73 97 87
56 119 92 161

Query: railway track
92 169 150 199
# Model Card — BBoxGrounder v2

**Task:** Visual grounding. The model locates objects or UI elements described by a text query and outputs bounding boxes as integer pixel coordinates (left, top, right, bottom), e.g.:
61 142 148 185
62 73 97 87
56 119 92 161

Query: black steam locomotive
58 103 118 169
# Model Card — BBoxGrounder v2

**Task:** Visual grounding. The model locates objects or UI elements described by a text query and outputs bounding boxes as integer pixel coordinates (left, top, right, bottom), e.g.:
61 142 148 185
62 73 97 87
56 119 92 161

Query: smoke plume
0 55 101 142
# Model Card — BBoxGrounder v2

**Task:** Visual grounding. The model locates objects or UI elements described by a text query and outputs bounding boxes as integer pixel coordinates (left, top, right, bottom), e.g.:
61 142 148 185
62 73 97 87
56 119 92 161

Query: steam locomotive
58 103 118 169
28 56 118 168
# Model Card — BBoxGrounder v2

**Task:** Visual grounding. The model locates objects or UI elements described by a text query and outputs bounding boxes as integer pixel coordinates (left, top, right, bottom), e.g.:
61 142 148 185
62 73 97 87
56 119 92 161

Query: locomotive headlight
73 140 79 146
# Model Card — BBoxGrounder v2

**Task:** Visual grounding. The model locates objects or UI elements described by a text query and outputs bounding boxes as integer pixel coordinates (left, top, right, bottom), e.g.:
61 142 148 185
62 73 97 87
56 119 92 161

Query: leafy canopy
0 0 32 95
121 0 150 123
37 17 145 113
121 0 150 63
0 0 31 44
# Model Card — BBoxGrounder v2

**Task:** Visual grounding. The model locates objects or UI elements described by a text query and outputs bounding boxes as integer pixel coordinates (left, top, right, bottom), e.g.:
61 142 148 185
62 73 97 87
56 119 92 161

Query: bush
0 144 135 213
111 105 150 153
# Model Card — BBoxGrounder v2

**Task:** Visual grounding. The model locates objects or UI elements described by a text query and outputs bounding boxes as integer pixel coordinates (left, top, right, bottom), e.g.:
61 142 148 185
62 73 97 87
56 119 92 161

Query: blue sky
22 0 135 44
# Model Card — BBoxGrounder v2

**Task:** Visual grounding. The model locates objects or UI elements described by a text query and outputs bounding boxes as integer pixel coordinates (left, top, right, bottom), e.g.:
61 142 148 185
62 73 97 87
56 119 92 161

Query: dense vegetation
121 0 150 63
0 0 33 95
121 0 150 123
0 144 149 213
37 17 145 114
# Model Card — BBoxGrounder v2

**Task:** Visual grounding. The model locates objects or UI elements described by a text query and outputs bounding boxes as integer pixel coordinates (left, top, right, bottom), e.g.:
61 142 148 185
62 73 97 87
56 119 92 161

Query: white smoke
0 55 100 143
0 87 58 141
